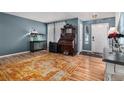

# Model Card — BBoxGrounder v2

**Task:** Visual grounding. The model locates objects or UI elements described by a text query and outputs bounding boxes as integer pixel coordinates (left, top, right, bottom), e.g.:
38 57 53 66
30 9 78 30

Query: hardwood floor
0 51 47 65
0 51 105 81
68 56 105 80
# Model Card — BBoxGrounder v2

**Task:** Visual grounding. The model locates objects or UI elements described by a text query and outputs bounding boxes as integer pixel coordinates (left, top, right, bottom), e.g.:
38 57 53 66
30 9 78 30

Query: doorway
91 23 109 53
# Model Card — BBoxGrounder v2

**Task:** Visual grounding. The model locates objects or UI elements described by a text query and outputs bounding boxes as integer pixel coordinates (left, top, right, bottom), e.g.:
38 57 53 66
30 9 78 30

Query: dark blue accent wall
0 13 47 56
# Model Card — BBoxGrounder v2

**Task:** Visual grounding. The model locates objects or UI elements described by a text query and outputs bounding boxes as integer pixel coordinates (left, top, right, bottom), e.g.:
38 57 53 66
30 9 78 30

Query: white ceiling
6 12 115 23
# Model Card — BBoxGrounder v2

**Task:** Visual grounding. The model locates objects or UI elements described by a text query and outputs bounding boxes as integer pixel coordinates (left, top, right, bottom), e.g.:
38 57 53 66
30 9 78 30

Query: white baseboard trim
82 50 92 52
0 51 30 58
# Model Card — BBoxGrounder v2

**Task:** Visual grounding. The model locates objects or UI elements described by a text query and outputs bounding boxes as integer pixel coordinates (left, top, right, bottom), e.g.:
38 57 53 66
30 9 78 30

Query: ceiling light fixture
92 13 98 19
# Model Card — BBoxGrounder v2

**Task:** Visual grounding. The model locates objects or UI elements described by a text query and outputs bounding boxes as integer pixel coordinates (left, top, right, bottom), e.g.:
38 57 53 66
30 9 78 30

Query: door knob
92 36 95 41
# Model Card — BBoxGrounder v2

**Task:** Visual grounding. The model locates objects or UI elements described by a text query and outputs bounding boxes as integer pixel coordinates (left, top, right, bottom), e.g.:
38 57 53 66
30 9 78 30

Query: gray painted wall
0 13 47 56
119 13 124 34
118 13 124 45
66 18 78 51
66 18 78 26
82 17 115 51
47 18 79 53
66 18 79 53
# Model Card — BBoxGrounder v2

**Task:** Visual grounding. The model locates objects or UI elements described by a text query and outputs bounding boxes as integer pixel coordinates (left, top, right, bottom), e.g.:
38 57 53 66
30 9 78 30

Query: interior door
91 23 109 53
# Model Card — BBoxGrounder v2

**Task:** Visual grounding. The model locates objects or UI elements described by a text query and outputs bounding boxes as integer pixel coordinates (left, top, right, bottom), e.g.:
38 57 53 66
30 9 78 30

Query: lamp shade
108 27 119 35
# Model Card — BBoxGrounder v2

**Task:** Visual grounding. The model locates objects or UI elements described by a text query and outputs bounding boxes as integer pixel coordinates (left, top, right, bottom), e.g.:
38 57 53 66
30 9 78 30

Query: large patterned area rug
0 53 82 81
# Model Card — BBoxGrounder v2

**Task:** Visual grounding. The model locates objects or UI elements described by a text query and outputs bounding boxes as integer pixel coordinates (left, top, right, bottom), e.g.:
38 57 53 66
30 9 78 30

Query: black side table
49 42 58 53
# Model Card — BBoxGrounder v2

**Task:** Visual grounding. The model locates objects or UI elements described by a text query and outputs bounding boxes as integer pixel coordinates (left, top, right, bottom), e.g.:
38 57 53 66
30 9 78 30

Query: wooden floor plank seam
0 51 105 81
